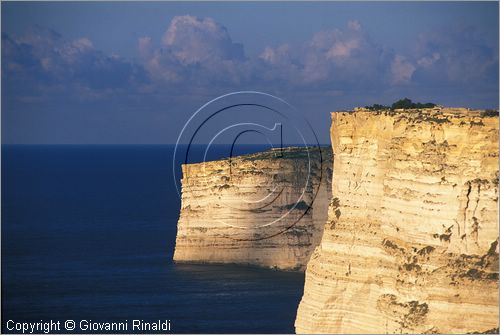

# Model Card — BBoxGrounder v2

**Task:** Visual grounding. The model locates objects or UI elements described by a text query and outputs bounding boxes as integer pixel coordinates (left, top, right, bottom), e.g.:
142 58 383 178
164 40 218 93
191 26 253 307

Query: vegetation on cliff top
240 146 330 162
365 98 436 111
363 99 498 117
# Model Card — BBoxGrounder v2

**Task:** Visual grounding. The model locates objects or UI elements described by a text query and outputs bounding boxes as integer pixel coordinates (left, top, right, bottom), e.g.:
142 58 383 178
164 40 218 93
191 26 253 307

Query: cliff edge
295 107 499 333
174 146 332 270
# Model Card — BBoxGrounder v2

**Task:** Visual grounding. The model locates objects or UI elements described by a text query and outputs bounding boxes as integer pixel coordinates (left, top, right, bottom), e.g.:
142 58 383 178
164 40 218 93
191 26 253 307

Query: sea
1 144 305 334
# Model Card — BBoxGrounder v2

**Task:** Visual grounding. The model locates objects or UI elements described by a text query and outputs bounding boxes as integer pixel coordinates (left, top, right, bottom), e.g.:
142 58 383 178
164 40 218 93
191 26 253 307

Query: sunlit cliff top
347 106 498 117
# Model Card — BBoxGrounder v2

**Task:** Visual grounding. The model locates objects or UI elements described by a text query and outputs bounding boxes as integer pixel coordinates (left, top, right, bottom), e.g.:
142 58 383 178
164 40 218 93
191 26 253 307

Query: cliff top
331 107 498 126
238 146 330 161
342 106 498 117
182 146 332 169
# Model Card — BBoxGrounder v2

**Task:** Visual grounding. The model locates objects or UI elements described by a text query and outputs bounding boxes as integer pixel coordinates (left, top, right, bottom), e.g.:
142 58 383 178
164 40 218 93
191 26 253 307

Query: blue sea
1 145 305 334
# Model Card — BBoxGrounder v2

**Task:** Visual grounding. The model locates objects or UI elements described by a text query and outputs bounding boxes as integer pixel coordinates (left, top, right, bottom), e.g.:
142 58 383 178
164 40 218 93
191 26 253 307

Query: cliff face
296 108 499 333
174 147 332 270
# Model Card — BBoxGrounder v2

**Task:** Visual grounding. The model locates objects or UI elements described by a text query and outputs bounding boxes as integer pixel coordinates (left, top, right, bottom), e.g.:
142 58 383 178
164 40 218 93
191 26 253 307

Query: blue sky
2 1 499 144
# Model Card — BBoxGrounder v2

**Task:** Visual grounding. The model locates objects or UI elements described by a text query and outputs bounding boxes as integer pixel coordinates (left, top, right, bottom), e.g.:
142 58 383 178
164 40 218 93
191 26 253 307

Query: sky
2 1 499 144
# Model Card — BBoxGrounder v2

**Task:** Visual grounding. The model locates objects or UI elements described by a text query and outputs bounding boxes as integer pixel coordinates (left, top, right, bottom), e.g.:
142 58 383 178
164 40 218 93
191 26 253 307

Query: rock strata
174 146 332 271
295 107 499 333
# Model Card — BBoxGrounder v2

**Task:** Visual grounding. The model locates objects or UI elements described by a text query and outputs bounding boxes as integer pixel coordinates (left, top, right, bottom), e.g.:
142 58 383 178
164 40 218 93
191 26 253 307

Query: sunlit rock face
295 108 499 334
174 147 332 271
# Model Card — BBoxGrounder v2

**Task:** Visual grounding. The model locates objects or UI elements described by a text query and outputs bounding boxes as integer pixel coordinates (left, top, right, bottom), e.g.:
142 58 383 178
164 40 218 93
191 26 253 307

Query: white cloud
261 20 392 86
390 55 416 84
73 37 94 51
3 18 497 107
417 52 440 68
348 20 362 31
413 26 498 86
138 15 248 84
2 27 143 98
161 15 244 65
138 36 153 58
260 45 290 64
326 39 360 59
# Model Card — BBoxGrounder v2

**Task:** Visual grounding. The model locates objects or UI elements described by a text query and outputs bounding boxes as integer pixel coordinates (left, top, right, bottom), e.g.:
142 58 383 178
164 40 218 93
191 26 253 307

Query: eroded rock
174 146 332 271
295 107 499 333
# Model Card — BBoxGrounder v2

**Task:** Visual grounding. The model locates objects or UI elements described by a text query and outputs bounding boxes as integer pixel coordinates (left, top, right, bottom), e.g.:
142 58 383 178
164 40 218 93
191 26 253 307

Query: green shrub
391 98 436 109
365 98 436 111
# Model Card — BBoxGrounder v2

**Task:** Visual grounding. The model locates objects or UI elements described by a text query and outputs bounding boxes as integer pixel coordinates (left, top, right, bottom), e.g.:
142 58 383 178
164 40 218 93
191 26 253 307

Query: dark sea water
1 145 305 334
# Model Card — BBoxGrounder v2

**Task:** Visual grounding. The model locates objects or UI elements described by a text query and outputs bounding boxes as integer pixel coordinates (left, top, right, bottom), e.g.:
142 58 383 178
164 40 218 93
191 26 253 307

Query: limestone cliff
295 107 499 333
174 147 332 271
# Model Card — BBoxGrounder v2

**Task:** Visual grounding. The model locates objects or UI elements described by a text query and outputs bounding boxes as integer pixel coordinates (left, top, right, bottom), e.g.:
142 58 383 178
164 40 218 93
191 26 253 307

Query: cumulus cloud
260 44 291 65
347 20 362 32
2 17 498 107
257 21 497 96
259 20 394 87
2 27 145 101
137 15 248 85
417 52 440 68
136 17 399 90
390 55 416 84
3 15 498 145
257 44 302 84
413 25 498 86
162 15 244 64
